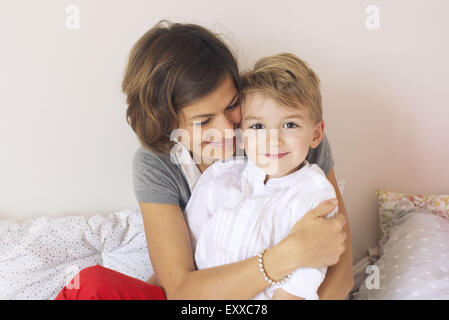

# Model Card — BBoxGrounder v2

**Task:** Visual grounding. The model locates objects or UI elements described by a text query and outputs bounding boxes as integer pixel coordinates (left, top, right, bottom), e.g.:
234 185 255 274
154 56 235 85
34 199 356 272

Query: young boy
184 53 338 300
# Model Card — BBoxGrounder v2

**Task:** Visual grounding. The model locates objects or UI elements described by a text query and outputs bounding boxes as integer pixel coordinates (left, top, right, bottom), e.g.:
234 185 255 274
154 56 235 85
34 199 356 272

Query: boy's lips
263 152 289 159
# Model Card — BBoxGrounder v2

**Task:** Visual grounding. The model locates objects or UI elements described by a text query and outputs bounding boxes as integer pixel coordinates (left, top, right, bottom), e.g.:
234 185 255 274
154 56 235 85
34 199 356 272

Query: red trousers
55 265 166 300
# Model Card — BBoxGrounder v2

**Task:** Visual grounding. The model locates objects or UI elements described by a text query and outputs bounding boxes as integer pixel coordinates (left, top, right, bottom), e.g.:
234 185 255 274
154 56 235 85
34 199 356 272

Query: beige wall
1 0 448 263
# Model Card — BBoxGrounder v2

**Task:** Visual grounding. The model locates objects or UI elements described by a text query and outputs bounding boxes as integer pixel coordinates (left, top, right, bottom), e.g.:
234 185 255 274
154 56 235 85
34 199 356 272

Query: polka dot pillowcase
377 190 449 247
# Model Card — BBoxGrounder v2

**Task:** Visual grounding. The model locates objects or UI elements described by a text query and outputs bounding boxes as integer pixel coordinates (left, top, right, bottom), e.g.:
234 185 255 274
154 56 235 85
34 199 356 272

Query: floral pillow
377 190 449 247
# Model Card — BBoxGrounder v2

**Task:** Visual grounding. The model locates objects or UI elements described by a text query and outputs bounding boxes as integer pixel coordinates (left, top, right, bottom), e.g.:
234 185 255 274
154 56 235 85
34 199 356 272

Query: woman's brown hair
122 20 240 154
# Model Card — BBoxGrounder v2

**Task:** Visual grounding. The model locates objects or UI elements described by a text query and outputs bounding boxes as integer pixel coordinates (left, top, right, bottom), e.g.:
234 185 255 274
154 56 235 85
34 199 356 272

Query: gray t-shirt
132 133 335 212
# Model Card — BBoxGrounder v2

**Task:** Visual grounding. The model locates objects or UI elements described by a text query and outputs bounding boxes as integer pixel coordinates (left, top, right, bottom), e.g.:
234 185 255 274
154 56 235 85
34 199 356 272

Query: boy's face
239 92 325 179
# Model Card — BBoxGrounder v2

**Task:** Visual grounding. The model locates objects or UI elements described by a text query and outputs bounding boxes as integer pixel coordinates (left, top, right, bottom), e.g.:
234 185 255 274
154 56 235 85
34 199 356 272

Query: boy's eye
249 123 264 130
248 122 300 130
284 122 299 129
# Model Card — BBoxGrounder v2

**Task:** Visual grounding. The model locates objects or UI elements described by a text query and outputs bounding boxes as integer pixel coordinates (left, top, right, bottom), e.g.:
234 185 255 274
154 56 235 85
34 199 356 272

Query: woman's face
175 73 241 166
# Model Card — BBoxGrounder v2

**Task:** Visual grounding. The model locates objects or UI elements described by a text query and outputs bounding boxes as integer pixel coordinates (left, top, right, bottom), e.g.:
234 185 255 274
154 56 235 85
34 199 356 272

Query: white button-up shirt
184 156 338 300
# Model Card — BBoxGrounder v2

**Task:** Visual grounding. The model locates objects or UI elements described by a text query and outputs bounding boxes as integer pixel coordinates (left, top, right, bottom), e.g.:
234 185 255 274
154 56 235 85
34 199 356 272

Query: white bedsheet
0 209 153 300
358 203 449 299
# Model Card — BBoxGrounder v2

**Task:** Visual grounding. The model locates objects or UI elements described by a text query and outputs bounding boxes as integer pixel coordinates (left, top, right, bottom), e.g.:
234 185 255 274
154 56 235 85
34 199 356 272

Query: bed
353 191 449 300
0 180 347 300
0 209 154 299
3 187 448 300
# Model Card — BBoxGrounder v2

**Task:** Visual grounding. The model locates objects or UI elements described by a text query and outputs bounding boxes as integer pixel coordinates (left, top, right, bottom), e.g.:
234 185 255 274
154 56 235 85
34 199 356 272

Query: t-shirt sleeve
132 147 181 206
306 133 335 176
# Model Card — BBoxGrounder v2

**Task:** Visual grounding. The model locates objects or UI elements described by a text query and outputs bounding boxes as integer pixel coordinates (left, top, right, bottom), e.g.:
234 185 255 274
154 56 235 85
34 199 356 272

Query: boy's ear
310 120 325 149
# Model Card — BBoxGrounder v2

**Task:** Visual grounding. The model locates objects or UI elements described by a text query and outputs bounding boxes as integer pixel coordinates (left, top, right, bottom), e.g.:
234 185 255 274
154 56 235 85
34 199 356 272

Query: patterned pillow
377 190 449 247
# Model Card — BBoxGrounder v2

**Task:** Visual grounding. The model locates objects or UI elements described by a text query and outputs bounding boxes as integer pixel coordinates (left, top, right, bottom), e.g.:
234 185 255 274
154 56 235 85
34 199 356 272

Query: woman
56 20 353 300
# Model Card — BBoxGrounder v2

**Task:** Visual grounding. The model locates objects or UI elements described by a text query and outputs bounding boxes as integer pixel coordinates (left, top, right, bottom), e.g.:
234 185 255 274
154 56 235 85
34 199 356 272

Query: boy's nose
265 130 283 143
263 131 285 152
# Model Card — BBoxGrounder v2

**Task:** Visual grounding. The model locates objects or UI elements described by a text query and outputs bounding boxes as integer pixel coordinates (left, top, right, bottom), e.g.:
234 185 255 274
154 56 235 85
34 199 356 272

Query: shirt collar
170 138 247 192
170 141 202 192
242 158 310 191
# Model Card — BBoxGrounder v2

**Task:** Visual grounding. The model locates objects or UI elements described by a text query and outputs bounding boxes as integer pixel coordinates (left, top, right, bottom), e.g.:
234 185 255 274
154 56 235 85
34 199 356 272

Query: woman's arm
272 288 304 300
139 198 346 300
317 169 354 299
139 201 297 300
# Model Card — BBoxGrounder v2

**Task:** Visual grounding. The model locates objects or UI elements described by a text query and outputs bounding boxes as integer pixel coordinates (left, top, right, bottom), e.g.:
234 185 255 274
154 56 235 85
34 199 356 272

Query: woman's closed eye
198 118 211 126
226 99 240 110
196 100 240 126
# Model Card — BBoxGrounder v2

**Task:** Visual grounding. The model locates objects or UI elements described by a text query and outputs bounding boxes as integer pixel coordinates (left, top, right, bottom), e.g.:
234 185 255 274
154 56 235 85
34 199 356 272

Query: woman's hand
288 199 347 269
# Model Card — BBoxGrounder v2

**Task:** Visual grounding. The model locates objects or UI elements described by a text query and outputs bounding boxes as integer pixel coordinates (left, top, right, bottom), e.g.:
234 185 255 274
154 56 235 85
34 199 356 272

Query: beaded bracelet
257 248 293 286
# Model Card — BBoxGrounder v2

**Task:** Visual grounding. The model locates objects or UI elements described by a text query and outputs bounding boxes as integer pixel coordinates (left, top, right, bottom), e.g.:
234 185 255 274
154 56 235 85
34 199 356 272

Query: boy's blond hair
240 53 322 125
